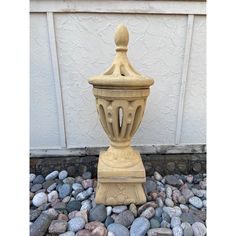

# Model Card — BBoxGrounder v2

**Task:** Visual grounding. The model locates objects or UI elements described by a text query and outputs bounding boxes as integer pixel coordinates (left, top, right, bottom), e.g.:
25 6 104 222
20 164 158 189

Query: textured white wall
30 1 206 151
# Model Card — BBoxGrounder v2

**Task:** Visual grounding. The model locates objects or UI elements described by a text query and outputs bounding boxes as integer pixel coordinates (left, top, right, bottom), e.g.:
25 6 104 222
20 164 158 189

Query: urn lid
89 24 154 89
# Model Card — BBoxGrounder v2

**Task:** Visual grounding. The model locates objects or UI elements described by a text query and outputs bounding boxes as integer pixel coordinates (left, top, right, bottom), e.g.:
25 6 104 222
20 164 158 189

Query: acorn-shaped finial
115 24 129 51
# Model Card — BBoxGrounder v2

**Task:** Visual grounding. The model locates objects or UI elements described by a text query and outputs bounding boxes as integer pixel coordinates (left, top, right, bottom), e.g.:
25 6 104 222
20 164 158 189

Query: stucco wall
30 0 206 154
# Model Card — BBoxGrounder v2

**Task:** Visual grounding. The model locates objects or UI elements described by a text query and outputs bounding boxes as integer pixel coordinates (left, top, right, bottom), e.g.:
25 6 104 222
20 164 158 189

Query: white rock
189 197 203 209
108 232 115 236
166 186 172 199
171 216 181 228
154 171 162 181
59 170 68 180
106 206 112 216
181 222 193 236
173 225 183 236
32 192 48 207
192 222 206 236
48 190 58 203
45 171 59 180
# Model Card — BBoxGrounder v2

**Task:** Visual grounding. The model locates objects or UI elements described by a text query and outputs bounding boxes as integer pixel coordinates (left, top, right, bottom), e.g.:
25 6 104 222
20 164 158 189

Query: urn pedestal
89 24 154 205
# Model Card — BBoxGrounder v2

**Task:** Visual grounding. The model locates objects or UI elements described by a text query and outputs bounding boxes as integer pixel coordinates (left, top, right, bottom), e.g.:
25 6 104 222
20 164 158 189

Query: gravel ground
30 170 207 236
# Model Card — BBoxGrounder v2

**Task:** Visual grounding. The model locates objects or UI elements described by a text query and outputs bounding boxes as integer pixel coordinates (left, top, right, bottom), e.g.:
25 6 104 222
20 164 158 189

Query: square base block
95 150 146 205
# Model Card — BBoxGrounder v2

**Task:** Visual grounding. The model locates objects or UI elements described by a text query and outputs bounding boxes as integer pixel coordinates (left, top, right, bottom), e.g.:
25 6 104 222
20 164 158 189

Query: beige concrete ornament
89 24 154 205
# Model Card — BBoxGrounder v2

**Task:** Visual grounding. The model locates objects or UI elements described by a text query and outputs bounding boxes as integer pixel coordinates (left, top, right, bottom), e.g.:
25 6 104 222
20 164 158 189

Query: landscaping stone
31 183 43 192
59 170 68 180
189 197 203 209
48 190 59 203
181 222 193 236
59 183 72 198
89 205 107 222
76 229 92 236
112 205 127 214
114 210 135 227
91 226 107 236
30 209 42 221
173 225 183 236
147 228 172 236
68 217 86 232
32 192 48 207
130 217 150 236
150 218 161 228
105 216 114 227
48 220 68 234
192 222 206 236
76 187 93 201
30 213 52 236
154 171 162 181
165 175 182 187
67 200 82 213
45 170 59 180
47 182 57 192
165 198 174 207
108 223 129 236
82 171 92 180
33 175 45 184
81 200 92 211
59 232 75 236
140 207 155 219
82 179 93 189
129 203 138 217
85 221 104 231
145 179 157 193
171 216 181 228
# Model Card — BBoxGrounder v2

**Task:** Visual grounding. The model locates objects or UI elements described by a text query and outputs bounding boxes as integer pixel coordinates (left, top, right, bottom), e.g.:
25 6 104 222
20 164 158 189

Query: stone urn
89 24 154 205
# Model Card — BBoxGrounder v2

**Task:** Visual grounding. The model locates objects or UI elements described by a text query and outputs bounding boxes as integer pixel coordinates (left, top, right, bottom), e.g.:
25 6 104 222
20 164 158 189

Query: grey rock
72 183 83 191
68 217 86 232
163 206 182 218
199 181 206 190
180 212 204 225
162 212 171 223
181 222 193 236
53 202 66 211
150 218 161 228
47 183 57 192
48 220 67 234
59 232 75 236
32 192 47 207
59 183 72 198
30 213 53 236
155 207 163 218
30 173 36 182
33 175 45 184
30 209 42 221
45 170 59 181
108 223 129 236
180 204 189 213
114 210 135 227
189 197 203 209
171 216 181 228
182 188 194 202
145 179 157 193
178 195 186 205
59 170 68 180
161 220 171 228
31 184 43 193
66 200 81 213
147 228 172 236
165 175 182 187
165 198 174 207
43 179 55 189
202 200 207 208
105 216 114 227
140 207 155 219
157 197 164 208
43 208 58 219
82 171 92 180
112 205 128 214
76 187 93 201
63 177 75 185
173 226 183 236
130 217 150 236
192 188 206 198
89 204 107 222
81 199 92 211
192 222 206 236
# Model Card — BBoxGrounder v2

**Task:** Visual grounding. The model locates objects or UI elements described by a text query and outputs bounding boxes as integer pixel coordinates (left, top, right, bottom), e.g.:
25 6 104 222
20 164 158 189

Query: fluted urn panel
88 24 154 205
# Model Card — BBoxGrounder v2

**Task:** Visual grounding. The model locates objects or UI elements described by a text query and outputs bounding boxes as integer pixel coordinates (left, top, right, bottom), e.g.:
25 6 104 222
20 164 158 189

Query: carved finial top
115 24 129 51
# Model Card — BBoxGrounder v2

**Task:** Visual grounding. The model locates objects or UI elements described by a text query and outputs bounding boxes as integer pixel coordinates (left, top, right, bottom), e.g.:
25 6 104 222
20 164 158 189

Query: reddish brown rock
76 229 92 236
69 210 88 222
138 201 158 215
48 220 67 234
57 213 69 221
82 179 93 189
92 226 107 236
85 221 105 231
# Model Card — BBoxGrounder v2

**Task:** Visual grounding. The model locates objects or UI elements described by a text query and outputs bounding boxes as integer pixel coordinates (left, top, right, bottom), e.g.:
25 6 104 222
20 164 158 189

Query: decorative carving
88 24 154 205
